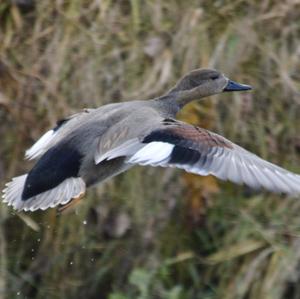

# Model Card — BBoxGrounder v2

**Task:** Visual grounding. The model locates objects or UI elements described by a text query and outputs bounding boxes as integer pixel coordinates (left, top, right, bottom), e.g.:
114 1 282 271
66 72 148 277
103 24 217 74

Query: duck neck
171 90 202 108
152 95 177 117
155 91 201 117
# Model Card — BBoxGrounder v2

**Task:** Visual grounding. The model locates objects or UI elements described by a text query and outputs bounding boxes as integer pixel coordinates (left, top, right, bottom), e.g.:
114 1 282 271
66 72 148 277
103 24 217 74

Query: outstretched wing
25 109 95 160
107 118 300 195
3 174 85 211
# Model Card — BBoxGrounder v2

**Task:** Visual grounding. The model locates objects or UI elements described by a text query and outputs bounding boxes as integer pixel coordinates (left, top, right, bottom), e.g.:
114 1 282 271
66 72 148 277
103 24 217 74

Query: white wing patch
25 129 56 160
128 142 174 166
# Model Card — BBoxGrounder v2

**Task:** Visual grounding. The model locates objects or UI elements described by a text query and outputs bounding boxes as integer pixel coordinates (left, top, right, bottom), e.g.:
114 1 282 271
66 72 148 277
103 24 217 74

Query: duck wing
25 109 95 160
106 118 300 195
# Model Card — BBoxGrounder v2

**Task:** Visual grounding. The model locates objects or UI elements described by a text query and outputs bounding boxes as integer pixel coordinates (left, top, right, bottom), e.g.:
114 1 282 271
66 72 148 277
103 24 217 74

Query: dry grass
0 0 300 298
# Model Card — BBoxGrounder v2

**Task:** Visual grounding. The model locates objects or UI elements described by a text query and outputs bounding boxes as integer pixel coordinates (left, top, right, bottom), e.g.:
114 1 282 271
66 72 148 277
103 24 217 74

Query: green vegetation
0 1 300 298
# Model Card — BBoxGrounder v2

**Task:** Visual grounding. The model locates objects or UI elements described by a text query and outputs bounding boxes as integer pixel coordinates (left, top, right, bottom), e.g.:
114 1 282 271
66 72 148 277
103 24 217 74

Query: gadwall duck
2 69 300 211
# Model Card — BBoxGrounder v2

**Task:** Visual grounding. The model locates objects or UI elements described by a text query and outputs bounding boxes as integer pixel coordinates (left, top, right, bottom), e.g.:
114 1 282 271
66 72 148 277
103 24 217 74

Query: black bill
224 80 252 92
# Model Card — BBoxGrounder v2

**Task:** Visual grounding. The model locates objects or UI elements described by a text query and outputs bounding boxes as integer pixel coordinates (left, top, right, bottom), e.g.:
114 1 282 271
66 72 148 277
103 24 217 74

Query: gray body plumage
2 69 300 211
48 100 176 185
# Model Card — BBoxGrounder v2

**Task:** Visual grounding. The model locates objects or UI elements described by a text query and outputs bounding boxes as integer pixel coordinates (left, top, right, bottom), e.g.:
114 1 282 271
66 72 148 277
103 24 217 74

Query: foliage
0 0 300 298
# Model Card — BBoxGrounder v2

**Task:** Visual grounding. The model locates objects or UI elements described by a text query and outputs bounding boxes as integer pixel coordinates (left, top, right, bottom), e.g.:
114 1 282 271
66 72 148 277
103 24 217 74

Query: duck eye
211 75 220 80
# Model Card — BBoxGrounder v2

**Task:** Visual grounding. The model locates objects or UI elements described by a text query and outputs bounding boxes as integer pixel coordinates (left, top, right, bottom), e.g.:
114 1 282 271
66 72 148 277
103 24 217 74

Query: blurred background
0 0 300 298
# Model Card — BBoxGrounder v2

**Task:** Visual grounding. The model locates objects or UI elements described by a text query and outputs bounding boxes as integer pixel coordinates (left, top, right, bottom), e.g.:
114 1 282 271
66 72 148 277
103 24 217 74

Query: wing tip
2 174 28 211
2 176 86 212
25 130 55 160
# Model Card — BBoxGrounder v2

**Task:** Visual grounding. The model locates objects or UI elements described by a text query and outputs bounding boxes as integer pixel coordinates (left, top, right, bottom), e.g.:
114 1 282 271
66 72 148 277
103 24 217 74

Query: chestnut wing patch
144 125 232 148
142 124 232 166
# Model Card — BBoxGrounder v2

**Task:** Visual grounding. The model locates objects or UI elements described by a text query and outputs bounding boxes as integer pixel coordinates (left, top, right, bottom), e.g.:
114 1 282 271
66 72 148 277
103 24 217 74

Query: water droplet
70 261 73 265
17 291 20 296
83 220 87 225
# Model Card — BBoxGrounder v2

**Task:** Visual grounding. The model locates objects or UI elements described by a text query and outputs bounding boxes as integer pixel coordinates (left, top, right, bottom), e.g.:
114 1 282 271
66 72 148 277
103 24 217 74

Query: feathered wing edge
126 140 300 196
25 129 56 160
25 109 95 160
2 175 86 211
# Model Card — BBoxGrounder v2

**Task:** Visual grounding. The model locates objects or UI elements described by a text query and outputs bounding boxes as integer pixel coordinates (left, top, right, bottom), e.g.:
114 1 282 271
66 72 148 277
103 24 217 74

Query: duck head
167 68 252 108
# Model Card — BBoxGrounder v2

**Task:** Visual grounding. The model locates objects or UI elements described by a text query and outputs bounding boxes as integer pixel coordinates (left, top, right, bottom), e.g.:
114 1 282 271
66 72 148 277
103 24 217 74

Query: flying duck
2 69 300 211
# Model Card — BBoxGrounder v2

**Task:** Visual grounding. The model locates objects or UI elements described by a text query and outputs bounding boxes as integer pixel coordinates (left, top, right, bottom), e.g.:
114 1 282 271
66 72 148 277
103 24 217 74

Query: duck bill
224 80 252 92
